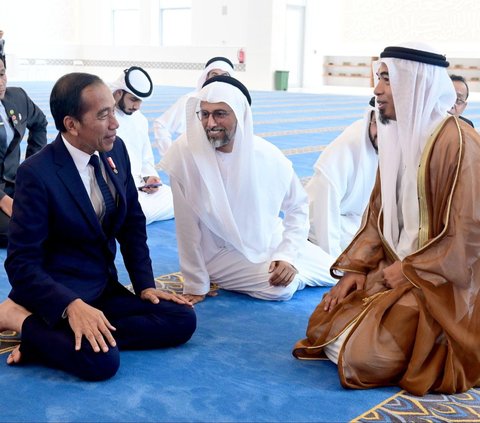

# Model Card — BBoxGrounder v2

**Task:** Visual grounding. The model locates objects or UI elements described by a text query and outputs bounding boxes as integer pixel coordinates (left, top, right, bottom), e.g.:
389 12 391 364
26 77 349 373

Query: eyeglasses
196 110 230 121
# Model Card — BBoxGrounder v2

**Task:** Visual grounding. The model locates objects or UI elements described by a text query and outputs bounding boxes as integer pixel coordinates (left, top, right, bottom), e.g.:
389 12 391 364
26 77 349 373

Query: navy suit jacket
5 134 155 326
1 87 47 196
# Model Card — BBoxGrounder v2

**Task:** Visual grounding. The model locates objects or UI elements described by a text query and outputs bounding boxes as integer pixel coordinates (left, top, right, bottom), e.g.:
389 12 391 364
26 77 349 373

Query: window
159 0 191 46
113 9 140 46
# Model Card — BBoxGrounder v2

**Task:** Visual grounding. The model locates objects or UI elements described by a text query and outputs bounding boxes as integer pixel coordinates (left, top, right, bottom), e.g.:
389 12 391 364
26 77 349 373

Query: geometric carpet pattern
0 330 21 355
127 271 219 297
354 389 480 422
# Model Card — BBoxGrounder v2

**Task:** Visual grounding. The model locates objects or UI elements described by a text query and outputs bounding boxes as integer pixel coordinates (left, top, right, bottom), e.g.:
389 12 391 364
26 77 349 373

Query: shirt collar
61 135 97 171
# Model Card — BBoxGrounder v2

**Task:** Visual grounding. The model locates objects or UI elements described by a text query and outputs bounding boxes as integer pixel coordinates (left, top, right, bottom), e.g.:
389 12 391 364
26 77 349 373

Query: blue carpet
1 82 479 422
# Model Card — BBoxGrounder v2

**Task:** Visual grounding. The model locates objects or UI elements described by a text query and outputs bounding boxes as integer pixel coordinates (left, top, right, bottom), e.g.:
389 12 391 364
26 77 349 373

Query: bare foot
6 345 21 365
0 298 31 333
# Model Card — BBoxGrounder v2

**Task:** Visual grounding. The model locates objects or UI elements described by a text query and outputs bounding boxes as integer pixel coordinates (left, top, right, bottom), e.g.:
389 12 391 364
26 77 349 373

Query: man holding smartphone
111 66 174 224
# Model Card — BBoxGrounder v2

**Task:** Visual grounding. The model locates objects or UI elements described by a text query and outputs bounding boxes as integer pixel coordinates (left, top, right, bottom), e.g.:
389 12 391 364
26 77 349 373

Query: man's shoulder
316 119 367 164
18 140 55 173
459 115 474 128
431 116 480 157
253 135 282 154
252 136 292 170
3 87 28 103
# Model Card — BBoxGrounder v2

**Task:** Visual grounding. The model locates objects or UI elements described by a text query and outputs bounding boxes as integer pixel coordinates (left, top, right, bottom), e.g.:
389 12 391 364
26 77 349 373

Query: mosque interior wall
1 0 480 92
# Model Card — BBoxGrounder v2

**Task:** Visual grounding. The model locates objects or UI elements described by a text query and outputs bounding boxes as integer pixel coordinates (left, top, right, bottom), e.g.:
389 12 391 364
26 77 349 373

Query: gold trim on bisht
417 116 463 249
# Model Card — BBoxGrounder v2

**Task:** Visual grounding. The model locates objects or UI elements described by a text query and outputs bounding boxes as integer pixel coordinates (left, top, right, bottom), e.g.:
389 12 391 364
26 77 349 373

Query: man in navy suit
0 57 47 246
0 72 196 381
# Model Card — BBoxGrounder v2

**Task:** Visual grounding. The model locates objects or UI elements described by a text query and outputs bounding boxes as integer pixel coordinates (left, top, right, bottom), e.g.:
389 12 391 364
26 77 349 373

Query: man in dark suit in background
0 57 47 246
0 72 196 381
449 74 474 128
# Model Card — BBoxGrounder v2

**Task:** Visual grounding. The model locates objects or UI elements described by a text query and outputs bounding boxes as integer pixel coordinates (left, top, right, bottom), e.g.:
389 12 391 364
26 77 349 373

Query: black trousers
0 209 9 248
18 283 196 381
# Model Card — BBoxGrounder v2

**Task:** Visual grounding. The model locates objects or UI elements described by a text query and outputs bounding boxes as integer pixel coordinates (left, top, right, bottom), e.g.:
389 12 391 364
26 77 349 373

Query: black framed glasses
196 110 230 121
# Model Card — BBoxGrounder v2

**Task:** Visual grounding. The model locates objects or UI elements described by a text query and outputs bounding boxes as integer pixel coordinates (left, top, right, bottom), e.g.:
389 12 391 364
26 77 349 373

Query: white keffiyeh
374 42 456 259
161 81 293 263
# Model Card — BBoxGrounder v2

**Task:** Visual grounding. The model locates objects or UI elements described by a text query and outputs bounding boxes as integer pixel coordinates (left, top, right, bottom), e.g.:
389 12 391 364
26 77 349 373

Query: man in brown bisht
293 42 480 396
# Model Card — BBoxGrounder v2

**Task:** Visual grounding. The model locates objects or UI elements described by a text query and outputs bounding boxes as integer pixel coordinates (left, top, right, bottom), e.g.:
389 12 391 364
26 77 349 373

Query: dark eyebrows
96 106 113 118
376 71 390 81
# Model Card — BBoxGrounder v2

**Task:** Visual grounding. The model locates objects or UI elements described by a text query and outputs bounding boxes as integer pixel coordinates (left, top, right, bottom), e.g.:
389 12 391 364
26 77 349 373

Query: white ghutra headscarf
374 42 456 259
161 78 293 263
196 57 235 91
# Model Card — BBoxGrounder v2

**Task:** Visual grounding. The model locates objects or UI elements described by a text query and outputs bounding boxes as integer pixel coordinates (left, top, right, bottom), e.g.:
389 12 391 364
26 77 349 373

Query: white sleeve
141 121 158 178
153 96 188 158
271 174 309 266
306 170 343 257
170 178 211 295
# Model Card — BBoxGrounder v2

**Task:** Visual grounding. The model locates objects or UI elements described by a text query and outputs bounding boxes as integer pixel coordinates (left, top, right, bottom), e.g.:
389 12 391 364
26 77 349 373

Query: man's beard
378 111 390 125
206 128 231 149
118 94 134 115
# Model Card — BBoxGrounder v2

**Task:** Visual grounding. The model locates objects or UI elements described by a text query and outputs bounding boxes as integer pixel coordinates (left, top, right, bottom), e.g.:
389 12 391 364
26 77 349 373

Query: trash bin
274 70 289 90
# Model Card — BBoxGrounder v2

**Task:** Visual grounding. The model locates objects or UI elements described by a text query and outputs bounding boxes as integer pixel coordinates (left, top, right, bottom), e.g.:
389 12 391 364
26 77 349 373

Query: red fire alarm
237 48 245 64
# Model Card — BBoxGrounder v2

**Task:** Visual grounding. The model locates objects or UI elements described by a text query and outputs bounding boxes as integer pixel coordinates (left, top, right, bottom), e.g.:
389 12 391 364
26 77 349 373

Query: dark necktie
89 154 116 232
0 114 7 160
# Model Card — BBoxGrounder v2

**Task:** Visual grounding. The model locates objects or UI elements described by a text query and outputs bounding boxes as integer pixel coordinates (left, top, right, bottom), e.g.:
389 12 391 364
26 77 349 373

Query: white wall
2 0 480 91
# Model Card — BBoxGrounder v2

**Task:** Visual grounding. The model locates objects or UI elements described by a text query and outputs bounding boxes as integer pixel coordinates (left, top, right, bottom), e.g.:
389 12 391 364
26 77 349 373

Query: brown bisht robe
293 116 480 396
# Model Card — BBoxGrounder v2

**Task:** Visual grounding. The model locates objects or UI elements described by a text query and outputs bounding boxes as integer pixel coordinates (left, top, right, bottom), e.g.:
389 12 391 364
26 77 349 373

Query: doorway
285 5 305 88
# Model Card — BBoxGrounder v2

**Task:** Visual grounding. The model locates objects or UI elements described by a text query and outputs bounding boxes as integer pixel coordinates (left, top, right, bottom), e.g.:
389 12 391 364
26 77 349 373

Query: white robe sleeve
170 178 211 296
140 128 158 178
271 174 309 266
306 169 343 258
153 95 188 158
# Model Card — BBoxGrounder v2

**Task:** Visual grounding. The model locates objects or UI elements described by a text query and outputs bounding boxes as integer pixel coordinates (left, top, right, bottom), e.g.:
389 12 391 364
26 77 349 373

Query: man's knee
73 346 120 381
150 303 197 347
168 305 197 345
249 282 298 301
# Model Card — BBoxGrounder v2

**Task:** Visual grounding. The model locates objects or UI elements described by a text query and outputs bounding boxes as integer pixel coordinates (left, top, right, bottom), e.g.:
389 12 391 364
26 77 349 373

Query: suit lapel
52 135 103 234
3 97 22 155
0 98 20 155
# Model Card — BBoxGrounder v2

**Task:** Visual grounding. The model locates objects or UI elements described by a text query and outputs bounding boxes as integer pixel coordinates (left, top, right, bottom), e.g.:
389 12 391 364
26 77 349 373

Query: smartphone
138 182 162 190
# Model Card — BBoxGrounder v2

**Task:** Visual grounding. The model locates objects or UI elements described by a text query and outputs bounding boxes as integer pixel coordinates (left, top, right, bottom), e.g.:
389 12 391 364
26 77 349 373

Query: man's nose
110 114 119 129
207 113 217 126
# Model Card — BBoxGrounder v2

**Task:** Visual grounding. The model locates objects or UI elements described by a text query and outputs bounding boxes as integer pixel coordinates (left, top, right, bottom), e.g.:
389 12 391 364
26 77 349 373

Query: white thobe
306 118 378 267
115 109 174 223
172 151 336 300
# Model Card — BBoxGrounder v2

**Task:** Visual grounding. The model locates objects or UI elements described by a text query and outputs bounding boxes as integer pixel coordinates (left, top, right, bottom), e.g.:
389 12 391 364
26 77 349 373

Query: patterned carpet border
126 271 219 296
0 330 21 355
353 388 480 422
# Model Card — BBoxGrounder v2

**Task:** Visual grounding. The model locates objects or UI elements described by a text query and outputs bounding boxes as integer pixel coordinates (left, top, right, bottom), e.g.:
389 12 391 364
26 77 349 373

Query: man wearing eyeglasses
153 56 235 160
449 74 474 127
161 75 335 304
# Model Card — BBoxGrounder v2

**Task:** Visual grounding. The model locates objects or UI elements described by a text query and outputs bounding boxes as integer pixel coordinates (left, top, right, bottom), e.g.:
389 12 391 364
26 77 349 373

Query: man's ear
112 89 122 103
63 116 79 136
